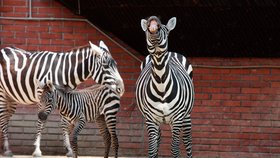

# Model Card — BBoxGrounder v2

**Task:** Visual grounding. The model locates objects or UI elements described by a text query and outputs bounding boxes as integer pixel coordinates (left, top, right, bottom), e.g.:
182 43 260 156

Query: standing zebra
38 81 120 158
0 41 124 157
136 16 195 158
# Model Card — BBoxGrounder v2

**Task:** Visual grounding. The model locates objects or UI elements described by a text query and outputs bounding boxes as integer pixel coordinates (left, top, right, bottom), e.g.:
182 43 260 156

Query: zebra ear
36 80 45 89
89 41 103 57
46 80 55 91
54 84 72 93
166 17 176 31
141 19 148 31
99 40 109 52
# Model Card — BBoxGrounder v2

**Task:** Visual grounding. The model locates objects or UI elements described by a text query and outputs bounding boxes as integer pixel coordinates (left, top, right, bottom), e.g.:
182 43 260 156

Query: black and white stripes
38 82 120 158
0 41 124 157
136 16 195 158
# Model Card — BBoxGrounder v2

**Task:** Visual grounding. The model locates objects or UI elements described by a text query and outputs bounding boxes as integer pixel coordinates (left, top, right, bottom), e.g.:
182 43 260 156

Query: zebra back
0 41 124 105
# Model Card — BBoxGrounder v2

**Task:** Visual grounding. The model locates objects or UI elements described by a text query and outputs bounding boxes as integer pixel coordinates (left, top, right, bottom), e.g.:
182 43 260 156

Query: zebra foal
136 16 195 157
38 81 121 158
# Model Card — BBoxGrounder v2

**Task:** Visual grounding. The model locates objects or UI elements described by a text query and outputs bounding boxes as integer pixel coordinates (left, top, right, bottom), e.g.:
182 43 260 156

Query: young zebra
136 16 195 157
38 81 120 158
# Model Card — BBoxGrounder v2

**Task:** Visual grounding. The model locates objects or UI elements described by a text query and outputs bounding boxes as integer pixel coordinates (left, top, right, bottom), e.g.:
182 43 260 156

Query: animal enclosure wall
1 0 280 157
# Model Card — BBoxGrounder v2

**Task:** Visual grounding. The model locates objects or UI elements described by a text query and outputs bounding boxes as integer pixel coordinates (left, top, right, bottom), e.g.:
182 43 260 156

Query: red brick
26 26 49 32
3 25 26 31
230 69 250 74
250 69 270 75
3 0 26 6
3 12 28 17
271 82 280 88
222 100 240 106
3 37 25 44
14 7 29 13
0 6 14 12
50 26 73 33
271 69 280 74
241 88 261 94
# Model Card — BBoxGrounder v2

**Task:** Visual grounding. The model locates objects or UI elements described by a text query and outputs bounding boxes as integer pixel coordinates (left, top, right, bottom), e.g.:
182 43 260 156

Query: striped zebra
0 41 124 157
135 16 195 157
38 81 120 158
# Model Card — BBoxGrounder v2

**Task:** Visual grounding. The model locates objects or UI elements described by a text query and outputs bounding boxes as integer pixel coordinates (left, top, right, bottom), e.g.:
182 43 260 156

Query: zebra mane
66 44 90 53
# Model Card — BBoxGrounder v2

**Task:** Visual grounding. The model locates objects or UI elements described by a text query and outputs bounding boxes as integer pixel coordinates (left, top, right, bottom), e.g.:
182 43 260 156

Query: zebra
38 81 120 158
135 16 195 158
0 40 124 157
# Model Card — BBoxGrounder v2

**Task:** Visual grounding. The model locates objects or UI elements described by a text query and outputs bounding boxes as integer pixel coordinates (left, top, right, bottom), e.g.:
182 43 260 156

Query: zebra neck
151 52 170 83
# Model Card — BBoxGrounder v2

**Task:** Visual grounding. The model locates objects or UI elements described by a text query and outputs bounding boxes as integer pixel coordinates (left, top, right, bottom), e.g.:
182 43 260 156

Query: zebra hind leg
146 119 160 158
105 114 119 158
0 101 16 157
96 115 111 158
171 121 183 158
182 115 192 158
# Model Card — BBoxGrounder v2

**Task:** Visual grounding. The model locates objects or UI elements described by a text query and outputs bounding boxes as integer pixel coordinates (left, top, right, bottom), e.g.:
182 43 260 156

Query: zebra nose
149 20 158 34
38 111 48 121
116 80 125 97
117 87 124 97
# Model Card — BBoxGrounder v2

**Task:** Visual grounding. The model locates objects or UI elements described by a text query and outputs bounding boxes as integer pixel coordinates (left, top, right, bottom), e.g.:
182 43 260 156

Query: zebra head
90 41 125 97
37 81 73 121
141 16 176 56
37 80 59 121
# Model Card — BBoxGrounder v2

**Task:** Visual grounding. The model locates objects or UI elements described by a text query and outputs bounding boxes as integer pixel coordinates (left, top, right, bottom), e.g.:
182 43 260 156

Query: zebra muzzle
38 111 48 121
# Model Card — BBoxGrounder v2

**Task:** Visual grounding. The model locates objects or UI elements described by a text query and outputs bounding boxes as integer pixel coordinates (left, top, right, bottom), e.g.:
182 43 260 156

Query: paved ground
3 156 145 158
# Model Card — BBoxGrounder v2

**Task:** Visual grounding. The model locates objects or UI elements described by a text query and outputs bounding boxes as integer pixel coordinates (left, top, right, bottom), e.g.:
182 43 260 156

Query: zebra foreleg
61 117 74 158
146 119 160 158
71 116 85 158
171 121 182 158
32 119 46 157
96 115 111 158
182 115 192 158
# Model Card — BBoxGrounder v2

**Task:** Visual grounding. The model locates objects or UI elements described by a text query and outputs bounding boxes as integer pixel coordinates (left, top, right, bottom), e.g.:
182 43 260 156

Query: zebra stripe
0 41 124 157
39 82 120 158
136 16 195 158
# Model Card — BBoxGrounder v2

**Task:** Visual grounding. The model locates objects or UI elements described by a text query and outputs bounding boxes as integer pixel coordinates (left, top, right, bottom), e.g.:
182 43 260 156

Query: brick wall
191 58 280 158
1 0 280 157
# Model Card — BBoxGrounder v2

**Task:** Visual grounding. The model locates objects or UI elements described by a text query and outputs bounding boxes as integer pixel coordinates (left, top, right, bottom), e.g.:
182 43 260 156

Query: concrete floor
5 156 145 158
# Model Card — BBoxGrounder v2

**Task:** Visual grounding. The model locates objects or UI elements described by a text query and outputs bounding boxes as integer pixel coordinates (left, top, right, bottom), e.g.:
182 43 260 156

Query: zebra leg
104 114 118 158
146 119 160 158
171 121 183 158
96 115 111 158
182 114 192 158
0 101 16 157
71 116 85 158
32 119 46 157
61 117 74 158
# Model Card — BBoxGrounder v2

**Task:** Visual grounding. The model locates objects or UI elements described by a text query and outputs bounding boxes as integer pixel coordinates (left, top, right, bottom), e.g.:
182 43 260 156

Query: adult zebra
135 16 195 158
38 81 120 158
0 41 124 157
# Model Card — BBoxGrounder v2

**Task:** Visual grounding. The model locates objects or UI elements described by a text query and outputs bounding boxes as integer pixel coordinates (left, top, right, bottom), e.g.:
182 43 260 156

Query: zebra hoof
32 151 42 157
66 151 73 158
3 150 13 157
